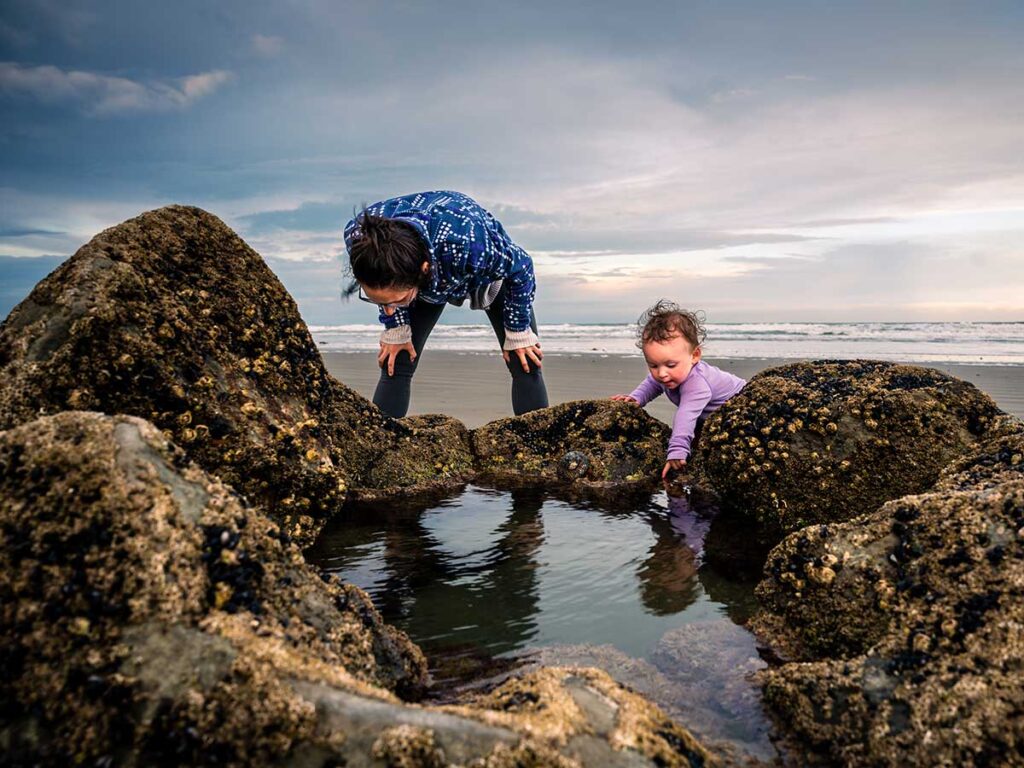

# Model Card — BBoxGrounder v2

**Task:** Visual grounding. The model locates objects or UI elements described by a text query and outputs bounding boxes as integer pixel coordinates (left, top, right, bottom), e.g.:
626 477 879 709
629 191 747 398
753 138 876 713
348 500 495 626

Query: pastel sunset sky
2 1 1022 325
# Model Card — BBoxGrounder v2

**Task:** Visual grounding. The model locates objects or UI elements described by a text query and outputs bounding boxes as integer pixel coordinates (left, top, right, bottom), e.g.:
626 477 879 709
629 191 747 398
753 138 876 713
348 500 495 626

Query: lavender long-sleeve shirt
629 361 746 460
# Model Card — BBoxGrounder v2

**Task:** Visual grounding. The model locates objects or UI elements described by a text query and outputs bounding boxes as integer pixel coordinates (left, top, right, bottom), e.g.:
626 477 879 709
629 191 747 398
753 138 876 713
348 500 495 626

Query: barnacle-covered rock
932 415 1024 493
471 399 669 495
752 431 1024 764
696 360 1002 540
0 206 472 543
0 411 717 767
0 411 426 764
349 413 473 502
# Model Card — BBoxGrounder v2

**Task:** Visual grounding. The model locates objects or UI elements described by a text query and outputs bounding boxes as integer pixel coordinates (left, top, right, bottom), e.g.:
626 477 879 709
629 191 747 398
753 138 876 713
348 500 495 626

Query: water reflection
310 487 546 662
307 484 760 668
306 483 774 759
637 493 714 616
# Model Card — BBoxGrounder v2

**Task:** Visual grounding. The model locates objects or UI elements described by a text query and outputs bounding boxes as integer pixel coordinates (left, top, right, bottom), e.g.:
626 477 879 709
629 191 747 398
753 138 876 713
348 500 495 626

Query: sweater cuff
380 325 412 345
502 327 539 351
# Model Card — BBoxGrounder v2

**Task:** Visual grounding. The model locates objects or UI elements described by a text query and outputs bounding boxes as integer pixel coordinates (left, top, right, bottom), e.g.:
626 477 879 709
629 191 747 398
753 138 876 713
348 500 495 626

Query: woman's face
357 259 430 315
359 284 419 315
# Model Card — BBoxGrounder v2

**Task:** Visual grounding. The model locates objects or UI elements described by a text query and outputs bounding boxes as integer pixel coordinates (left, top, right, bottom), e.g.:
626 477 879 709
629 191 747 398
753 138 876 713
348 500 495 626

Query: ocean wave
309 322 1024 364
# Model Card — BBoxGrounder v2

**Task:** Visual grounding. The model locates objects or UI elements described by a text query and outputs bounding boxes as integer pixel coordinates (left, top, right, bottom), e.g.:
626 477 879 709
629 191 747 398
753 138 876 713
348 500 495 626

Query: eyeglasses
357 286 418 310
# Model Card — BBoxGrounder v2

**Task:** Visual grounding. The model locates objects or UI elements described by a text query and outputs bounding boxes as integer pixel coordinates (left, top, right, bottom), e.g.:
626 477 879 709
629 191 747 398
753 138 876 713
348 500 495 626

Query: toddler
612 301 746 478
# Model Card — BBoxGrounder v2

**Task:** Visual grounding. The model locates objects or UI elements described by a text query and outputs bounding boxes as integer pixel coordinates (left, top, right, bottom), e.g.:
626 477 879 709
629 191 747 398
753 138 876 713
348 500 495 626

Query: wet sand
322 351 1024 427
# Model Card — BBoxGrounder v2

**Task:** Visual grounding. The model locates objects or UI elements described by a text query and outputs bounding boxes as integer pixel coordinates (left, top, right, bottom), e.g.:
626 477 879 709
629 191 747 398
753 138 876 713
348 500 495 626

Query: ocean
310 321 1024 365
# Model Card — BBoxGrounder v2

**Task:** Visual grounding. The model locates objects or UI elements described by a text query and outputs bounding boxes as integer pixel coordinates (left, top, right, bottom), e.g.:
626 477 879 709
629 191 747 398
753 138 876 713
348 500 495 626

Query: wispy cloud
251 34 284 57
0 62 233 115
0 3 1022 323
0 226 65 237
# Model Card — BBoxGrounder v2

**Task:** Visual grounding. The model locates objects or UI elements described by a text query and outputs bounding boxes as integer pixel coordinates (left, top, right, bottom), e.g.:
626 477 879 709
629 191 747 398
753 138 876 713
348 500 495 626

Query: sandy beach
323 351 1024 427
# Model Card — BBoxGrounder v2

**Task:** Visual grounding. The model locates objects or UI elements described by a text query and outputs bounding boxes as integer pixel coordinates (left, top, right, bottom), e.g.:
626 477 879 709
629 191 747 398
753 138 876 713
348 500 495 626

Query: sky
1 0 1023 326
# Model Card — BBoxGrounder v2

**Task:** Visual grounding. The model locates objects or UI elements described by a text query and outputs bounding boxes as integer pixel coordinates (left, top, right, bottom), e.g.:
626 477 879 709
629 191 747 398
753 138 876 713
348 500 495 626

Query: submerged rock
697 360 1002 540
752 428 1024 765
652 622 767 724
454 666 719 768
0 411 717 767
530 629 776 764
472 399 670 496
0 206 472 543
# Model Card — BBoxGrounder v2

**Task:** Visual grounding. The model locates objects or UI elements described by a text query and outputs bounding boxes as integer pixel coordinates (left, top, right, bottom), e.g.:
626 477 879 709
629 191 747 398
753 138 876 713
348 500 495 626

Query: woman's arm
499 244 537 346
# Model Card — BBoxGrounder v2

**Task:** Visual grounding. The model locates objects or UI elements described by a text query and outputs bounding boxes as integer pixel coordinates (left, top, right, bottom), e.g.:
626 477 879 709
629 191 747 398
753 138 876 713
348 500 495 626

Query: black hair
342 208 430 298
636 300 707 350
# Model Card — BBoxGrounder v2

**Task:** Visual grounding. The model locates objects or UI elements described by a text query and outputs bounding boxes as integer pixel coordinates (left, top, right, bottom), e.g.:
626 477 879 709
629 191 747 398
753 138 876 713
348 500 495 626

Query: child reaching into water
612 301 746 479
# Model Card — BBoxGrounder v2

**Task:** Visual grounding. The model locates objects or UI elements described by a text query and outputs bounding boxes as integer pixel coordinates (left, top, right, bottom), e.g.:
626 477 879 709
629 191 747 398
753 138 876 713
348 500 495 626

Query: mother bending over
344 190 548 418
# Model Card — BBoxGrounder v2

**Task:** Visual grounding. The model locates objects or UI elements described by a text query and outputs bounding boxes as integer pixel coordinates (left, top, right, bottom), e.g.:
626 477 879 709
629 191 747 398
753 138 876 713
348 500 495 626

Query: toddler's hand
610 394 638 403
661 459 687 479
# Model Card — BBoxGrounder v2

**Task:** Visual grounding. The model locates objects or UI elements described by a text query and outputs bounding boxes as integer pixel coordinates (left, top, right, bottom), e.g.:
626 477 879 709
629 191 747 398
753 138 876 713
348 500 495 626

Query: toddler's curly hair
636 300 706 350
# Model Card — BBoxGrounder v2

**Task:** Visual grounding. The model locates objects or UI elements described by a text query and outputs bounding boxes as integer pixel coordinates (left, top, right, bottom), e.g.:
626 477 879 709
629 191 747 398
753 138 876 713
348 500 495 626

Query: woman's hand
610 394 638 403
661 458 687 479
502 343 543 372
378 341 417 376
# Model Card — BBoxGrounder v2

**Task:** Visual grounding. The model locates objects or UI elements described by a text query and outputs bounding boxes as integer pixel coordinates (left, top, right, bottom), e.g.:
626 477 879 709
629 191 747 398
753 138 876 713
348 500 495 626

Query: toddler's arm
667 376 713 461
628 374 663 407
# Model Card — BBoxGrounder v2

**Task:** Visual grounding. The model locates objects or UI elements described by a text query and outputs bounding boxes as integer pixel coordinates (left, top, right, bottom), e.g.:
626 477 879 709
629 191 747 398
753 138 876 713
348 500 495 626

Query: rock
0 411 425 764
752 433 1024 764
557 450 591 481
529 637 778 764
0 411 717 767
455 666 719 767
0 206 472 543
702 509 777 583
697 360 1002 541
651 622 767 724
348 413 473 503
749 515 897 662
471 399 670 497
933 416 1024 493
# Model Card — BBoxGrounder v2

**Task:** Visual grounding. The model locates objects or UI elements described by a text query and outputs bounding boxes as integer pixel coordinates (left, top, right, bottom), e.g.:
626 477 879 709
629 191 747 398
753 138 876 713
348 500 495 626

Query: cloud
238 200 348 235
278 44 1022 242
532 235 1024 324
0 226 65 237
0 19 34 47
251 34 284 57
0 62 233 115
1 4 1022 323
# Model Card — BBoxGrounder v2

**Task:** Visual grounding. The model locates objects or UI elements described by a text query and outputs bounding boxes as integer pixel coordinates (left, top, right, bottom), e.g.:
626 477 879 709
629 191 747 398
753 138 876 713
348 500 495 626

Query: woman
344 190 548 418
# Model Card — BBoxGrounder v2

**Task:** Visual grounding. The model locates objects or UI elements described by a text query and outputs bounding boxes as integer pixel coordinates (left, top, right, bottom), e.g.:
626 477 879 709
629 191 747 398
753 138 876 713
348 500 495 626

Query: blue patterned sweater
343 190 536 334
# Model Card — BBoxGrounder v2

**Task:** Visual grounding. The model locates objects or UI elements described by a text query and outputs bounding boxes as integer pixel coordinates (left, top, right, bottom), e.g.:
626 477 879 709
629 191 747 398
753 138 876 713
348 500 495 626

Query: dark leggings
372 288 549 419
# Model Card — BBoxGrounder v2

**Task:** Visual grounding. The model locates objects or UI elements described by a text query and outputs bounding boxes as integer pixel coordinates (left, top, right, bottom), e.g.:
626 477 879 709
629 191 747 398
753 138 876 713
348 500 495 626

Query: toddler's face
643 335 701 389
